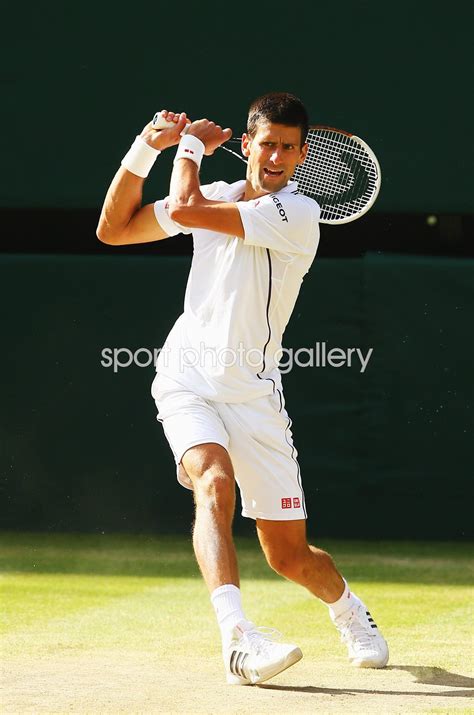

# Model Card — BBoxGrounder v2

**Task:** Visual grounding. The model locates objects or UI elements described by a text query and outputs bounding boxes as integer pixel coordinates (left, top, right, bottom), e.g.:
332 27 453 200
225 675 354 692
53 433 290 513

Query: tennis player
97 93 388 685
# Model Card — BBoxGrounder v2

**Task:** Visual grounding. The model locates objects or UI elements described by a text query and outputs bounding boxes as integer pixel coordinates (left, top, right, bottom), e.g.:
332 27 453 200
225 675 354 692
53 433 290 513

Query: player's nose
270 147 284 164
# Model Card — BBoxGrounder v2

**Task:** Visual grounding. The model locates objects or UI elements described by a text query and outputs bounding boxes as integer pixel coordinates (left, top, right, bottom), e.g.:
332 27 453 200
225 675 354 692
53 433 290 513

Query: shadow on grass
259 666 474 697
259 684 473 698
387 665 474 688
0 533 473 585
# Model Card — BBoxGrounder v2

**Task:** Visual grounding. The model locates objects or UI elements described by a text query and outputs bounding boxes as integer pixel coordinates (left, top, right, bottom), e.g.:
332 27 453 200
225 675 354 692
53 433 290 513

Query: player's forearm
169 121 232 226
168 158 207 227
168 143 244 236
96 167 144 245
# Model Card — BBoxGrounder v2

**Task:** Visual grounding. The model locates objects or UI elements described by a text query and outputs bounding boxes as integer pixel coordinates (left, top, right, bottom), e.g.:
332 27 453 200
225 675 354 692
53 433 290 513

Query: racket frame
222 125 381 225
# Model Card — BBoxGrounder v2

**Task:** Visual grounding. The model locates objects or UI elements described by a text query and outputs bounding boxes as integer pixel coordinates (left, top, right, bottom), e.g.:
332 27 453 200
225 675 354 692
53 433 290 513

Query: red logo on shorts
281 498 292 509
293 497 301 508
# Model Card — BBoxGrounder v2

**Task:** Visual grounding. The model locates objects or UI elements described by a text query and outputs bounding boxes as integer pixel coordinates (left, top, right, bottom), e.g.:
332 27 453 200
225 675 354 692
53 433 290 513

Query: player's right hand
187 119 233 156
140 111 190 151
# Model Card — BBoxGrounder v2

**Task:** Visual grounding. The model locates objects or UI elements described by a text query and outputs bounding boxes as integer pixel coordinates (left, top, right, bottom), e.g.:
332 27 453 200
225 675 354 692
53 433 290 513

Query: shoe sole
252 646 303 684
226 673 252 686
352 656 389 668
226 647 303 686
351 645 389 669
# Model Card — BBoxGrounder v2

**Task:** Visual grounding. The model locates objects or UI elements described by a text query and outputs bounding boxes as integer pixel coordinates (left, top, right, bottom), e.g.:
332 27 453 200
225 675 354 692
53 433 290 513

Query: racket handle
151 113 190 136
151 113 174 130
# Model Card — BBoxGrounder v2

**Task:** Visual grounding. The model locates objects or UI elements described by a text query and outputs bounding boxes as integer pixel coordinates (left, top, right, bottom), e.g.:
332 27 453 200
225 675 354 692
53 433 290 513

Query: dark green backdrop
3 0 472 212
1 254 472 538
2 0 472 538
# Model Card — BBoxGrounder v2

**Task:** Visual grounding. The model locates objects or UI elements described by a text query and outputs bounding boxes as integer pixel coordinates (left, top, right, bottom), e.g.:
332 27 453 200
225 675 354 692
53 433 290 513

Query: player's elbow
96 227 111 244
168 201 197 227
96 230 116 245
96 224 123 245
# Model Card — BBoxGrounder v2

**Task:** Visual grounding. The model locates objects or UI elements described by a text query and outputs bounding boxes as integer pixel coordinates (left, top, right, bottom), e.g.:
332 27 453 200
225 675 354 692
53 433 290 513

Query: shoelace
337 612 374 649
243 626 282 656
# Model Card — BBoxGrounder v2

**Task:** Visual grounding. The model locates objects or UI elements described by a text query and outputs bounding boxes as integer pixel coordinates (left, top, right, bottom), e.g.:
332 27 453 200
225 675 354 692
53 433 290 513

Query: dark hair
247 92 309 147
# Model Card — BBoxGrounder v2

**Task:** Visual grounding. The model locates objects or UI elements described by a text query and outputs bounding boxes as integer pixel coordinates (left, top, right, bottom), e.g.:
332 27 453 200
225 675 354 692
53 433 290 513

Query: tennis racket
151 114 381 225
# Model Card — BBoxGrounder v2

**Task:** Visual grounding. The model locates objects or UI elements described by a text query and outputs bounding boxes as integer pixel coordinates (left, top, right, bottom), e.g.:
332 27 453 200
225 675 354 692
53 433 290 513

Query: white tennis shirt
153 180 320 403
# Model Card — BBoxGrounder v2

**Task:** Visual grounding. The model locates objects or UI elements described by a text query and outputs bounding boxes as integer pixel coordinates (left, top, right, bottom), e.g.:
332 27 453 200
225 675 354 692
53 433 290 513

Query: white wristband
174 134 205 170
121 136 160 178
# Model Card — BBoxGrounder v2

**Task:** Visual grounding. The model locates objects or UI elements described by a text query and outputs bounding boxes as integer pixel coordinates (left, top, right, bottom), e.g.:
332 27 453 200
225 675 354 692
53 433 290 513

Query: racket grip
152 113 174 130
151 113 190 135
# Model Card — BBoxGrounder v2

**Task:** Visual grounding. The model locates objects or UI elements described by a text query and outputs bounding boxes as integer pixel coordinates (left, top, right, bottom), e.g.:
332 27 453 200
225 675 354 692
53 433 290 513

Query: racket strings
293 129 378 222
303 141 372 196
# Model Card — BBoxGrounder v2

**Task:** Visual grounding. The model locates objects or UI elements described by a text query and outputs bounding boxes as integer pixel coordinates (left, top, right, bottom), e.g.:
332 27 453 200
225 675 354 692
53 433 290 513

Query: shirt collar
229 179 299 201
280 180 298 193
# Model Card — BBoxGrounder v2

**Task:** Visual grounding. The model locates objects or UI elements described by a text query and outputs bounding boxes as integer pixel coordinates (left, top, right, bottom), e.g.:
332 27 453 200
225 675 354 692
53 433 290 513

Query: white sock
211 584 248 648
326 578 361 620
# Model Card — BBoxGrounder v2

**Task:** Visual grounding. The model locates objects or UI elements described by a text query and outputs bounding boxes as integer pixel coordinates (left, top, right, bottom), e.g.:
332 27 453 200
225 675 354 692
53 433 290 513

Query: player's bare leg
181 443 239 591
257 518 389 668
181 443 303 684
256 518 344 601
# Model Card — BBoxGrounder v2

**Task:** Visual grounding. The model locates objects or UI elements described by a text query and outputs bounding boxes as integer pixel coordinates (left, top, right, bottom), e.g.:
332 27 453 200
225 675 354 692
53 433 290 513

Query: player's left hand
187 119 233 156
140 111 190 151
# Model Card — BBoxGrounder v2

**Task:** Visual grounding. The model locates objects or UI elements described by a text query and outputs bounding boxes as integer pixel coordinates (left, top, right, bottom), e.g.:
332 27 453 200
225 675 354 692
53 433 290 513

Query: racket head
293 125 381 224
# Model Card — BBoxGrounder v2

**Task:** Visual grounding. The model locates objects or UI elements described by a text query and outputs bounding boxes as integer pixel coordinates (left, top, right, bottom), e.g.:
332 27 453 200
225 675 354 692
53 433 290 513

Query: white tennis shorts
151 374 307 521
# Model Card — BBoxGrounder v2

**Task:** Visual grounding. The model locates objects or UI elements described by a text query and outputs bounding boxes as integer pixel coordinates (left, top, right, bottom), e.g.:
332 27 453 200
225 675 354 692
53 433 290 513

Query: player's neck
243 180 271 202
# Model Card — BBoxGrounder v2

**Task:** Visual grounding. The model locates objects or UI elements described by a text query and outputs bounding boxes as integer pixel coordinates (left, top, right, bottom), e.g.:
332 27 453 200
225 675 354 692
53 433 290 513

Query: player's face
242 122 307 197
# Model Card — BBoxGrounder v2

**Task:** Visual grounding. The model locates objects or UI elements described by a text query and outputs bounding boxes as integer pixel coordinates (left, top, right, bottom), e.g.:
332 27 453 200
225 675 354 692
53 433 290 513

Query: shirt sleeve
153 198 192 237
237 193 320 254
153 182 229 237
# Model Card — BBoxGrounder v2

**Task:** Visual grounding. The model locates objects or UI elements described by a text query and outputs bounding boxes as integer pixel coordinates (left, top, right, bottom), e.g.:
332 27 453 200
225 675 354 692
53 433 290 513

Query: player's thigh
217 392 306 521
152 374 230 490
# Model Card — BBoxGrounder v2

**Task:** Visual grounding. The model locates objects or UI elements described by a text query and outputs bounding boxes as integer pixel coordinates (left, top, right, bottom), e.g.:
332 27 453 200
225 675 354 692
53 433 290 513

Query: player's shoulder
262 184 320 225
275 185 320 219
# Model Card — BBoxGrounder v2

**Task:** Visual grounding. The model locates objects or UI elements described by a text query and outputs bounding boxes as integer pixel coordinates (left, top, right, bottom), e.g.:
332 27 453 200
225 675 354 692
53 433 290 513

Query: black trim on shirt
257 248 275 393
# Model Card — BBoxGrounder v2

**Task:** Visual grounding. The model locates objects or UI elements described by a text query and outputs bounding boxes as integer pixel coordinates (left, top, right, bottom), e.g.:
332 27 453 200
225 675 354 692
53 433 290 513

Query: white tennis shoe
224 621 303 685
332 601 389 668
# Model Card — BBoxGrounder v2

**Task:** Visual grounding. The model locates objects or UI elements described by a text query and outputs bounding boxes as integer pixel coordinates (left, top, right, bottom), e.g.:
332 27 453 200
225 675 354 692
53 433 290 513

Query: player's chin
261 174 287 193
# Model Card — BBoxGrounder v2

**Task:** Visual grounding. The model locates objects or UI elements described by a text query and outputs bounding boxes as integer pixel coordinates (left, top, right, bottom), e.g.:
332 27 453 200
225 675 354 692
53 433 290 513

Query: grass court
1 533 472 714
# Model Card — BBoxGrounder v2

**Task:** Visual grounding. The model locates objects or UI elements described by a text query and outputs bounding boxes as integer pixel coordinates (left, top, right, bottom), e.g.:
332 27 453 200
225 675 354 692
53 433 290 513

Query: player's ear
241 133 251 158
298 142 308 165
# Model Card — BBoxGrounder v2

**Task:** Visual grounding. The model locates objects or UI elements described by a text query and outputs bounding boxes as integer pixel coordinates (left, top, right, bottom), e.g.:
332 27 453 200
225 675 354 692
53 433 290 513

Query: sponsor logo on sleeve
270 195 289 223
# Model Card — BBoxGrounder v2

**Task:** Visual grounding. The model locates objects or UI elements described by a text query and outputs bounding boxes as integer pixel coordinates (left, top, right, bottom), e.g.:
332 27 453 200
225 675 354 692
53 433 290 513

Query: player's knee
194 467 235 512
264 545 309 582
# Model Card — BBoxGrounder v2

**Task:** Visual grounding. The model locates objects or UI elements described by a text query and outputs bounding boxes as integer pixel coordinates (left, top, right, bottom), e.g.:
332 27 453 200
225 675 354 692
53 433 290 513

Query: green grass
1 533 472 713
1 533 472 646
